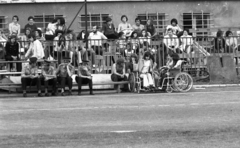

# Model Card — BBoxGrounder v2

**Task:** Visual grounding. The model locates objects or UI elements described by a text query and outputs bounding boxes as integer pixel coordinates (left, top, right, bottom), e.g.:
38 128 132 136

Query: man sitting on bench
75 59 94 96
56 57 74 96
21 57 42 97
41 60 57 96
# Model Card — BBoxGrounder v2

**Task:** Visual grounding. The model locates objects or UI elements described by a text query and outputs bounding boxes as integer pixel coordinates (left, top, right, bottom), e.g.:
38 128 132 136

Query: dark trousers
5 56 22 71
75 76 93 93
105 33 119 39
21 77 41 91
111 73 128 90
43 78 57 93
57 76 73 90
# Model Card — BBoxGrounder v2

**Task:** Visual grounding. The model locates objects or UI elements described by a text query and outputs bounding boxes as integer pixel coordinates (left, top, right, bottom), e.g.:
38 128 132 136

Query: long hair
58 35 66 47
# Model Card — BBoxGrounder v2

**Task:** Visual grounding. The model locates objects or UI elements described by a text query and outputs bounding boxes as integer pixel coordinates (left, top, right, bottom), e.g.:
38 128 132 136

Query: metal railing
1 36 240 82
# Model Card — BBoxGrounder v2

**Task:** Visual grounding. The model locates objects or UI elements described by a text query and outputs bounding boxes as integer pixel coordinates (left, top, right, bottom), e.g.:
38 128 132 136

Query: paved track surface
1 90 240 147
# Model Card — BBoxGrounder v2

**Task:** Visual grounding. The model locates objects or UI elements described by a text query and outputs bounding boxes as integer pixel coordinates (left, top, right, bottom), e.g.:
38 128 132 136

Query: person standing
21 57 42 97
24 16 38 36
75 59 94 95
41 60 57 96
9 15 21 37
56 57 74 96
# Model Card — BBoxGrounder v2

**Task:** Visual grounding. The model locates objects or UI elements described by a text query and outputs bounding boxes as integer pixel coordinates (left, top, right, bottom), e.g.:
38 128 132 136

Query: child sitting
116 31 127 55
139 51 154 90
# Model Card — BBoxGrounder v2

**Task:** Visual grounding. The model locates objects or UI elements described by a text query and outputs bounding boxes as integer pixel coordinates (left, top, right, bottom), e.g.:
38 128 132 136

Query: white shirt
9 22 21 36
226 37 238 48
180 35 193 46
166 25 182 35
25 40 45 59
88 31 107 46
163 34 179 48
46 23 57 35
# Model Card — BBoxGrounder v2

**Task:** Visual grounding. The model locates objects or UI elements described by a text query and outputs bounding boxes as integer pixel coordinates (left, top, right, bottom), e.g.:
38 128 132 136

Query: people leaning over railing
21 57 42 97
56 57 74 96
163 28 180 55
75 59 94 96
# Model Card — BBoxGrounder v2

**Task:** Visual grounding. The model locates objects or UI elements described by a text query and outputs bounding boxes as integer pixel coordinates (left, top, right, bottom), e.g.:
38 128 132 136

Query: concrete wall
0 1 239 32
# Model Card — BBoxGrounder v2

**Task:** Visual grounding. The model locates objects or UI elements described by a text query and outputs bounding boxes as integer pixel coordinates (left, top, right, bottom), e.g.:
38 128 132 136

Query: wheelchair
155 66 193 93
128 64 193 93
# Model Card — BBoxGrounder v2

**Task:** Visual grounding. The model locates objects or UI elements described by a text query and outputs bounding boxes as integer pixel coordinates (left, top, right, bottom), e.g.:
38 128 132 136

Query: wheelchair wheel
174 72 193 92
128 73 136 92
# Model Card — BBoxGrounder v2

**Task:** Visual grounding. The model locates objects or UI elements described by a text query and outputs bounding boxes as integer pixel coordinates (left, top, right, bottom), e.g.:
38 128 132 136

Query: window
182 13 212 37
0 16 7 30
78 14 109 30
137 13 166 35
34 14 64 29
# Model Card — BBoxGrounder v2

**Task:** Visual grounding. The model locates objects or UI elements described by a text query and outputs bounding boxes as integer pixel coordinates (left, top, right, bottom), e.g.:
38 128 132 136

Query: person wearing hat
102 17 118 39
75 59 94 95
21 57 42 97
56 57 74 96
41 60 57 96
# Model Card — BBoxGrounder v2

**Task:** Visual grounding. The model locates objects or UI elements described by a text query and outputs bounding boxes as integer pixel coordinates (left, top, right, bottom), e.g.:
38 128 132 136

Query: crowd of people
0 14 240 96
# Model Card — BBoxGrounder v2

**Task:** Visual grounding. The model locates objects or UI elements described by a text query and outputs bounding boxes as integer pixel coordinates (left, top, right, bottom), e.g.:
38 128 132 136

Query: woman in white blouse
180 30 193 54
9 15 21 37
117 15 133 37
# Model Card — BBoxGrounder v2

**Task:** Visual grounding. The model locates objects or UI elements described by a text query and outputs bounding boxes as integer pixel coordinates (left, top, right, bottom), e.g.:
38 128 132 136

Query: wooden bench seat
0 81 129 93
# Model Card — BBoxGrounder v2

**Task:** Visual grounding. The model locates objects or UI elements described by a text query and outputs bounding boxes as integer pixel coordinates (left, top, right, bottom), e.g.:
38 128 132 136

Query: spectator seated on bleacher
21 57 42 97
21 28 31 52
56 17 67 34
138 51 154 90
117 15 133 37
75 59 94 96
214 30 226 53
145 18 157 38
102 17 119 40
166 18 182 38
54 30 69 64
5 35 21 71
41 60 57 97
0 43 5 70
124 43 135 60
45 18 58 41
116 31 127 54
163 28 181 54
56 57 74 96
88 25 108 56
111 58 128 91
225 30 239 53
130 31 140 53
132 17 144 37
180 30 193 54
25 34 45 60
139 29 151 47
9 15 21 38
0 29 7 46
24 16 38 36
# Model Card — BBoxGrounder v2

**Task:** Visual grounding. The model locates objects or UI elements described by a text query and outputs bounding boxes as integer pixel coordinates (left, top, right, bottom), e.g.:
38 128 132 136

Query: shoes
23 93 27 97
90 92 94 95
61 92 65 96
45 93 50 97
68 91 72 96
78 92 81 96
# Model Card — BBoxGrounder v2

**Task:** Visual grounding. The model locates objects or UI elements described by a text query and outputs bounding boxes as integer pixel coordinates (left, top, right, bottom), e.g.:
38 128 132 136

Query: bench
0 81 129 94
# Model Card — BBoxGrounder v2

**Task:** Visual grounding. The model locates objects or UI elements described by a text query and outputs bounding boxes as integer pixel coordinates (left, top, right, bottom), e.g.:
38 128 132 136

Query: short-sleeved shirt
132 24 144 35
56 63 74 77
21 64 38 77
42 66 56 80
79 65 91 76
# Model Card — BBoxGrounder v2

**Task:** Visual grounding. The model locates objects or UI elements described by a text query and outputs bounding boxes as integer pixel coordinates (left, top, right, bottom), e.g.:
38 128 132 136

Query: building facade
0 0 239 35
